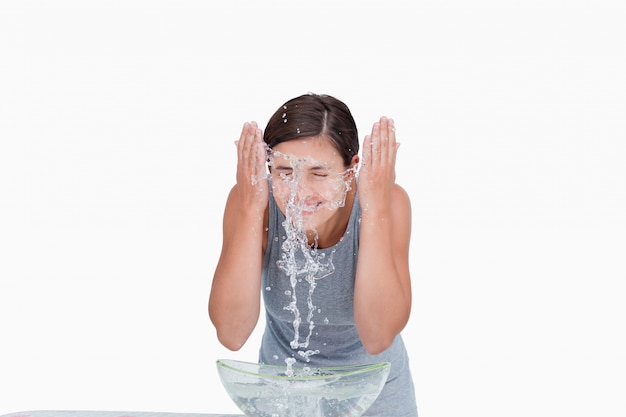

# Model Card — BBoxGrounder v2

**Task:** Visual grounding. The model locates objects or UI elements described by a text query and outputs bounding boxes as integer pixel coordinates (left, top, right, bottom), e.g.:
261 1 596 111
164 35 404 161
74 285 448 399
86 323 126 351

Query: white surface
0 412 241 417
1 1 625 417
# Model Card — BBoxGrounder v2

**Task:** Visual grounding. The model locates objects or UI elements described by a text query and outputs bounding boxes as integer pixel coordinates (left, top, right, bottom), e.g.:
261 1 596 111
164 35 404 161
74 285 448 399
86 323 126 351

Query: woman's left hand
358 116 399 214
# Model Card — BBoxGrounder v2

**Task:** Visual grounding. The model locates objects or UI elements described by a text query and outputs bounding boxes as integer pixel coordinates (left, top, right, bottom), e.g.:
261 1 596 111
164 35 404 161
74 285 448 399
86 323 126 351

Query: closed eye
273 166 293 176
309 166 330 178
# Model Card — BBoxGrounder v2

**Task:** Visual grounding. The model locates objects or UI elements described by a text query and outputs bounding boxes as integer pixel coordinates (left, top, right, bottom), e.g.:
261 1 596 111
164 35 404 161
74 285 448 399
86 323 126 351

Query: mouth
299 201 323 215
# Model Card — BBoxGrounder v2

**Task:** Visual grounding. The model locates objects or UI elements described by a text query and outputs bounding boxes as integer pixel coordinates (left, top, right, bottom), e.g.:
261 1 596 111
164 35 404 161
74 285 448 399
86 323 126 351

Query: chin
302 211 335 230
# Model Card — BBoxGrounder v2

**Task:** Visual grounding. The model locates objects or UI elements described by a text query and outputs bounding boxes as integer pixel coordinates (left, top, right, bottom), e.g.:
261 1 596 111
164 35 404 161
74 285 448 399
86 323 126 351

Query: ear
349 154 360 169
343 155 360 180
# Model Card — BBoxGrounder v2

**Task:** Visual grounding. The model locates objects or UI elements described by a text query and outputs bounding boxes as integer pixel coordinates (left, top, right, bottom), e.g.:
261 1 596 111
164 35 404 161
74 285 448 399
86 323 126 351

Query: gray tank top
260 184 418 417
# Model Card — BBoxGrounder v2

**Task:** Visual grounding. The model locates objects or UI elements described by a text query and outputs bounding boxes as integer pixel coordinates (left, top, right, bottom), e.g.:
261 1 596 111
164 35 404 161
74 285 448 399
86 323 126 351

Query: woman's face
269 136 356 231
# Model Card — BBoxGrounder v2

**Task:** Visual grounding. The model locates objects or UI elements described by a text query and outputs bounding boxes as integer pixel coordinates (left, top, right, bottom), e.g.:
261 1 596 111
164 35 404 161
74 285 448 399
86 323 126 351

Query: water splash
268 149 354 364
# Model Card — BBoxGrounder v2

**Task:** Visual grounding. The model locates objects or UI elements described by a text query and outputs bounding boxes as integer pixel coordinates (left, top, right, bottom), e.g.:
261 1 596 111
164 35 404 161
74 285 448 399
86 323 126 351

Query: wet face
269 136 357 231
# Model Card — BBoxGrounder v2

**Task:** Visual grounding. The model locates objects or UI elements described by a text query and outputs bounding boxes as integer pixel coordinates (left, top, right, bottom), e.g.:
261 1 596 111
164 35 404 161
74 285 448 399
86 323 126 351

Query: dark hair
263 93 359 167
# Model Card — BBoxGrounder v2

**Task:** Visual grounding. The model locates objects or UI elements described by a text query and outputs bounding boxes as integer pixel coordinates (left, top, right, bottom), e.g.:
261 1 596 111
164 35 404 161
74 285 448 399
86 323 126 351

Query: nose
294 174 315 202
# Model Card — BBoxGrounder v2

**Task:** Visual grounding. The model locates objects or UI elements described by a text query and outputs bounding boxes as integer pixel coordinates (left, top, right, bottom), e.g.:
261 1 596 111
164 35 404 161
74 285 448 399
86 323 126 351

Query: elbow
216 331 247 351
356 314 409 355
360 333 395 355
209 307 256 352
210 317 253 351
356 319 398 354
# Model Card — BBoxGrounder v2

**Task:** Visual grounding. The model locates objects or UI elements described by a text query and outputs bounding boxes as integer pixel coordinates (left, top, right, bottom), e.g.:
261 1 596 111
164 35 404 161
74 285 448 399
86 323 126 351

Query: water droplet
284 357 296 377
265 286 271 291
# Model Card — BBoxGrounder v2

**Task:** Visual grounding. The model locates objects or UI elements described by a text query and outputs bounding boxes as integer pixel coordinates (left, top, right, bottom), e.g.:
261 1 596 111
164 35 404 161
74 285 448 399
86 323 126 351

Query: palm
236 121 269 212
358 117 398 211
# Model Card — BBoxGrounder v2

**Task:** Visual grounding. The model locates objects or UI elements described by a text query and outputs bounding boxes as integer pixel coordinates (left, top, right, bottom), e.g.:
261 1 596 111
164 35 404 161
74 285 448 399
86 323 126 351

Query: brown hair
263 93 359 167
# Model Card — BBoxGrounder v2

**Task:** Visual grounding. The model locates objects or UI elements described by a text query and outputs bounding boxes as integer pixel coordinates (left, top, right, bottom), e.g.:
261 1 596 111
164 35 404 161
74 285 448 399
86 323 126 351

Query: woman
209 93 417 416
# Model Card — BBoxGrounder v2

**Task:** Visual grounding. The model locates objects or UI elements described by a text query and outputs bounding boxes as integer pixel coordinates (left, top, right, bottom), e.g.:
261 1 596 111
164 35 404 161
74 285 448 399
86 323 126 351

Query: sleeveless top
260 184 418 417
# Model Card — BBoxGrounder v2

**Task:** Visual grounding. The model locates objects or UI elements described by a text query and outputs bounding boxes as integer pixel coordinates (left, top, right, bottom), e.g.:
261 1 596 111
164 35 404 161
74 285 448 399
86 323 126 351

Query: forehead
270 136 343 168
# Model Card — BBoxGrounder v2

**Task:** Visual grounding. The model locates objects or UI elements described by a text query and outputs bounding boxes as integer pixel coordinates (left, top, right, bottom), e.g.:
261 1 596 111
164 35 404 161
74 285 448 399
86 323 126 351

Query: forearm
209 212 264 350
354 207 411 354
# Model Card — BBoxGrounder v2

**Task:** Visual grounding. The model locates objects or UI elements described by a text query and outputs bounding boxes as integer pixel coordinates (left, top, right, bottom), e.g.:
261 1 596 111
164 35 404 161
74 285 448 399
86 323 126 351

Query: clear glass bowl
216 359 391 417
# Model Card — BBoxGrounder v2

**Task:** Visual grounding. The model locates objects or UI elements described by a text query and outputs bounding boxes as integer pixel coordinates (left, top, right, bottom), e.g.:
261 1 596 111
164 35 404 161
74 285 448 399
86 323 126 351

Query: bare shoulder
224 184 239 208
222 184 270 222
390 184 412 245
221 185 240 224
391 183 412 215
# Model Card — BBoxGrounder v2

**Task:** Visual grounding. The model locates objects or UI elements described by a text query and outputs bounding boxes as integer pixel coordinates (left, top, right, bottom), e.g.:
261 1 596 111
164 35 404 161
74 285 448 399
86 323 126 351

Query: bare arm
354 117 412 354
208 122 268 351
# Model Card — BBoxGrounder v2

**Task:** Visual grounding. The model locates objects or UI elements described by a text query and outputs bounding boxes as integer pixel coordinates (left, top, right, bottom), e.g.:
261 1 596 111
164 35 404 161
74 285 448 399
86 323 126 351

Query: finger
386 117 396 144
378 117 391 165
238 122 261 185
241 121 259 166
237 122 251 164
370 121 381 169
386 118 399 182
362 134 372 168
254 127 267 179
386 117 398 166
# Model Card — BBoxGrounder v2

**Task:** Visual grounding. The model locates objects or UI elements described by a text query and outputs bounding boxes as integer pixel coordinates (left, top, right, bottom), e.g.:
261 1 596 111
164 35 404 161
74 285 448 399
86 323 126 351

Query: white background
1 1 625 416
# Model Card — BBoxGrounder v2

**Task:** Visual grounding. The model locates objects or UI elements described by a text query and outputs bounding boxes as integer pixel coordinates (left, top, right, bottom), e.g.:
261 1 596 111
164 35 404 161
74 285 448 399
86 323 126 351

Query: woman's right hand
235 121 269 214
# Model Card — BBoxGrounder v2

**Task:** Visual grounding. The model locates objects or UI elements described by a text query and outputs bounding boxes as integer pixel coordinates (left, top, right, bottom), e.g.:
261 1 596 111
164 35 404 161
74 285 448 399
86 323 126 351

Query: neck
307 187 355 248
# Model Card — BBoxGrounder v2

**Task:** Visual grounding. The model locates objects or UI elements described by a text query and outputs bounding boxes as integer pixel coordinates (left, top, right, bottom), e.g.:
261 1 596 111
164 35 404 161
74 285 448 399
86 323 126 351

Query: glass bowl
216 358 391 417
